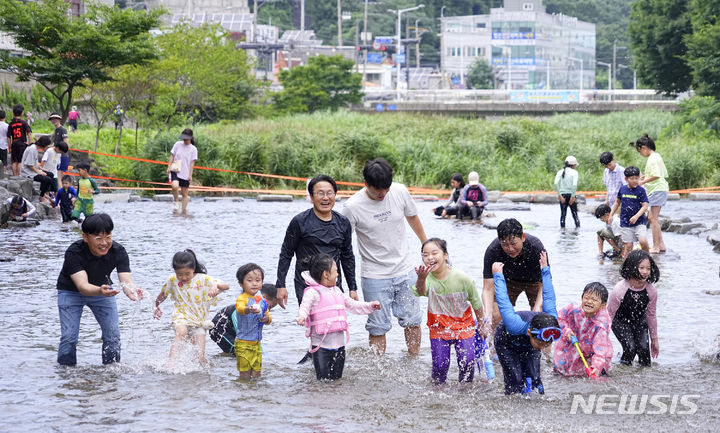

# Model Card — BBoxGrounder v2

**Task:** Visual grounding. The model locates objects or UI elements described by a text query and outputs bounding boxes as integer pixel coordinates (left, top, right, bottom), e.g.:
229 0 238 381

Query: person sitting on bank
457 171 488 222
432 173 465 218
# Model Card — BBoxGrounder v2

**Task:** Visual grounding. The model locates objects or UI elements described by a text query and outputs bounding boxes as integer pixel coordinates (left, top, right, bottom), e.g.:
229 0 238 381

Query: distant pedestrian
457 171 488 221
0 109 8 174
632 134 668 253
49 112 71 174
7 104 32 177
67 106 81 132
432 173 464 218
114 105 123 130
599 151 626 207
167 128 197 214
554 156 580 228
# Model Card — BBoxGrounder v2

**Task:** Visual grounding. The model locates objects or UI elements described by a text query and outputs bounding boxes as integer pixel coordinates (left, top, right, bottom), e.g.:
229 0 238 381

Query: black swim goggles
530 326 562 342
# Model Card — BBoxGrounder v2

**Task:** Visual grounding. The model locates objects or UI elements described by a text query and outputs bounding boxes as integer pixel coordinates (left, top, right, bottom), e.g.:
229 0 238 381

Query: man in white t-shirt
342 158 427 355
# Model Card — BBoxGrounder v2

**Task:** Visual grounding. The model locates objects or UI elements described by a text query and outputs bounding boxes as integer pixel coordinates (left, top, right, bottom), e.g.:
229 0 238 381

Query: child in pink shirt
296 253 380 380
553 282 613 376
607 250 660 366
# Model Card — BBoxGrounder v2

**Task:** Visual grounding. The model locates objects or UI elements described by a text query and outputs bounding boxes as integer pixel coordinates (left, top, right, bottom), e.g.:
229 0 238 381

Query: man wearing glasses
56 213 143 366
275 174 357 308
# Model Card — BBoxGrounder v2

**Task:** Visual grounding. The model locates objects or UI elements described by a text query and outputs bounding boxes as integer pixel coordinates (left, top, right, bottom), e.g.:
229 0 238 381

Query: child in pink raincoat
553 282 613 376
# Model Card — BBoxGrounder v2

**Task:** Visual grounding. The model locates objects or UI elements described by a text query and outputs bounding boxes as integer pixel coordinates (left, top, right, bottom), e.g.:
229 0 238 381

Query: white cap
468 171 479 186
565 156 579 166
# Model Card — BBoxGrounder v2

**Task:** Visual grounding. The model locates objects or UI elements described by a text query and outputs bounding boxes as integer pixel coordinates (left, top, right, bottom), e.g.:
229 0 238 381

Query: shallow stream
1 197 718 432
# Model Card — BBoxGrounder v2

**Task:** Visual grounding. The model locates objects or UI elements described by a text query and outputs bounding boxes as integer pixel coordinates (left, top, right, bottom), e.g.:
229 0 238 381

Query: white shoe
173 201 181 212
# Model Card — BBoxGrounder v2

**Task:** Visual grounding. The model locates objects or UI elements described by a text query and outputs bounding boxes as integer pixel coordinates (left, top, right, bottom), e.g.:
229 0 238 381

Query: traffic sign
374 37 394 44
396 53 405 63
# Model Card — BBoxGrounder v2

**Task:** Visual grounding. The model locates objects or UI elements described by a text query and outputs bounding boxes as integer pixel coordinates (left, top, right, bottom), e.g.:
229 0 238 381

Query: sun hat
468 171 480 186
48 112 62 121
179 129 193 141
565 156 579 166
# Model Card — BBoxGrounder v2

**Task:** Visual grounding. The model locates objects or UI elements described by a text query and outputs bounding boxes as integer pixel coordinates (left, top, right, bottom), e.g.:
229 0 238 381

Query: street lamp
389 3 425 101
597 61 611 101
414 19 421 69
568 56 583 93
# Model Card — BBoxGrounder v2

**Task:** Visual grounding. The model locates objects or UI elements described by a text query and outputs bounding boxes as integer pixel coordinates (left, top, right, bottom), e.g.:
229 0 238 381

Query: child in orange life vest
234 263 274 380
414 238 483 384
296 253 380 380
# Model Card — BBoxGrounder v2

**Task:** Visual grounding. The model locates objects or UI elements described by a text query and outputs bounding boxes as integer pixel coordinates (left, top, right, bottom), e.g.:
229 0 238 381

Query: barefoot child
594 204 622 258
297 254 380 380
610 166 649 258
608 250 660 366
553 282 613 376
492 251 559 395
234 263 273 379
413 238 483 384
54 175 77 223
153 250 229 363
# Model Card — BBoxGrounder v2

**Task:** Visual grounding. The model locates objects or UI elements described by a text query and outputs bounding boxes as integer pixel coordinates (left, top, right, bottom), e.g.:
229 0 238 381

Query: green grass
63 110 720 193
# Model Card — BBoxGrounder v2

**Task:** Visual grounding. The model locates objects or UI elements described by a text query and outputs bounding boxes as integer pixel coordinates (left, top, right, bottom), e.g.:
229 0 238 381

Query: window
523 3 534 11
476 22 486 29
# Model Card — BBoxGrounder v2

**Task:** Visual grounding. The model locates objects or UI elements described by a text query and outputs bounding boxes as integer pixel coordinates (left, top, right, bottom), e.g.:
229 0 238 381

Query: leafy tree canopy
467 57 494 89
685 0 720 98
0 0 163 120
274 55 362 113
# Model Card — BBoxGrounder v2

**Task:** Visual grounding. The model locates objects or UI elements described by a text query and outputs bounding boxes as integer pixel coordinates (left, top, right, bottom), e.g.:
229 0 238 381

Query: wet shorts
597 227 622 246
235 340 262 372
173 323 205 336
648 191 668 207
10 141 27 163
361 270 422 336
621 224 647 243
170 172 190 188
72 198 94 219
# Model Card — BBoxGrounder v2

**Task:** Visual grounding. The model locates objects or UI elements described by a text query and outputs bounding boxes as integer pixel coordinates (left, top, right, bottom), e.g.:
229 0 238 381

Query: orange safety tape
68 148 720 196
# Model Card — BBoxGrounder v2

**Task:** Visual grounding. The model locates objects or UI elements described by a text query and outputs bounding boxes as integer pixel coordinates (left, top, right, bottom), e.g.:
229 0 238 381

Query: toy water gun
474 329 496 381
570 335 597 378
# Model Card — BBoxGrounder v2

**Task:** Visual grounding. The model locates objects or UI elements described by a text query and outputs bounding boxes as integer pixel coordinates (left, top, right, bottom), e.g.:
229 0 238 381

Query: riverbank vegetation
52 108 719 194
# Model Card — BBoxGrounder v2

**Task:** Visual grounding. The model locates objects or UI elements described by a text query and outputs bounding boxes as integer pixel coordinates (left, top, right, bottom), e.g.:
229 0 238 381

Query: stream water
1 197 718 432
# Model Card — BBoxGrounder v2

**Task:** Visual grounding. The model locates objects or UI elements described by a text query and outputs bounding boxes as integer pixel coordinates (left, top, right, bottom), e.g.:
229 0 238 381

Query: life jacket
302 273 349 353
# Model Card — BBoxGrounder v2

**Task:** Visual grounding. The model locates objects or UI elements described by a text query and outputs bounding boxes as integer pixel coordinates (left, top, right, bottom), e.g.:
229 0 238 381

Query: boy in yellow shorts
72 161 100 222
234 263 274 379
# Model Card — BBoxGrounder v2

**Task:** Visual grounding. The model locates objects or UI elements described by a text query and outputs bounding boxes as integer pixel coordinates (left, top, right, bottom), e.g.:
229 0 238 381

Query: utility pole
612 39 627 91
362 0 368 90
415 19 421 69
337 0 342 46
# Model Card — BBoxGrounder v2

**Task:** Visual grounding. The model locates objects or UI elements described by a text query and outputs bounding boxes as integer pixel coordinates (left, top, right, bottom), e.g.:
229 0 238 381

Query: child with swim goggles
553 282 613 377
153 249 229 364
492 251 559 395
413 238 483 384
607 250 660 366
296 253 380 380
234 263 275 379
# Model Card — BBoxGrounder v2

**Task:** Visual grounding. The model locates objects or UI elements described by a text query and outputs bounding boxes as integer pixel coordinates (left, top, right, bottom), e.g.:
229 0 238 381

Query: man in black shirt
275 174 357 308
56 213 144 366
481 218 548 334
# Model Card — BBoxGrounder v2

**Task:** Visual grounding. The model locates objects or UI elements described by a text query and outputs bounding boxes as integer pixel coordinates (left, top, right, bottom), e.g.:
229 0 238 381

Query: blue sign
510 90 580 104
376 104 384 112
491 32 535 40
396 53 405 63
375 37 394 44
367 52 382 63
492 57 536 66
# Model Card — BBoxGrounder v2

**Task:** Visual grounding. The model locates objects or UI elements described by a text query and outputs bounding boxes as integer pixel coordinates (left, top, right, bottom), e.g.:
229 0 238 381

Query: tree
466 57 494 89
685 0 720 98
274 55 362 113
628 0 693 94
0 0 162 121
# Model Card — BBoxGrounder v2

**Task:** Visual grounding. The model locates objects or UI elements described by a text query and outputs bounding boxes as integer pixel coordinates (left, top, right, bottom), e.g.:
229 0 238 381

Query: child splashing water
297 254 380 381
608 250 660 366
553 282 613 376
413 238 483 385
492 251 559 395
153 250 229 364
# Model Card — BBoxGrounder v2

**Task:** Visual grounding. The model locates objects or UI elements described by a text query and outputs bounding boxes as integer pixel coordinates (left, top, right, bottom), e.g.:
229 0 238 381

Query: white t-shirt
342 182 418 279
20 144 39 178
42 147 61 178
170 141 198 181
0 121 7 150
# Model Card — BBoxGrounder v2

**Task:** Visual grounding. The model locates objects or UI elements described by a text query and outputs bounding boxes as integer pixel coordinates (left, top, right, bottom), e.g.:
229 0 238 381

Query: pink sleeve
297 289 319 320
590 309 613 372
646 283 658 339
607 281 628 321
344 296 377 315
557 303 572 329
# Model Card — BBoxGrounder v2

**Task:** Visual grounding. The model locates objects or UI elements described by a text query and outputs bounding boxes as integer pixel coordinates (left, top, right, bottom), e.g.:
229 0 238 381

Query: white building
441 0 595 90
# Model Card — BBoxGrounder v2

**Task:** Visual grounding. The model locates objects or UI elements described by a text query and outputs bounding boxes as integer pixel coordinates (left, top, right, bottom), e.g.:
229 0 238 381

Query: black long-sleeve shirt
276 208 357 304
